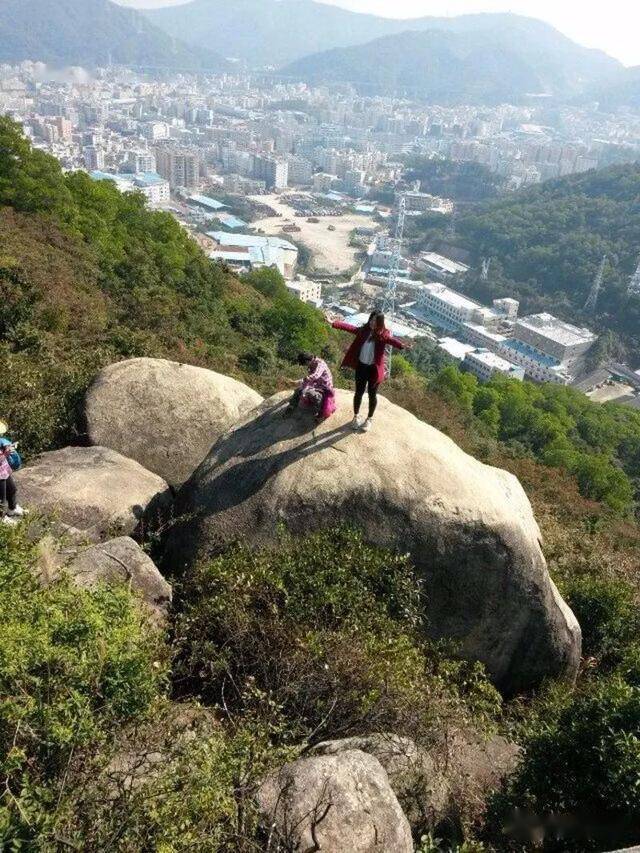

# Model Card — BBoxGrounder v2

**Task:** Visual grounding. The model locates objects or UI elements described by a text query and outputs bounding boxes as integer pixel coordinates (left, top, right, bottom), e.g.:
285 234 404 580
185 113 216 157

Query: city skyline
117 0 640 66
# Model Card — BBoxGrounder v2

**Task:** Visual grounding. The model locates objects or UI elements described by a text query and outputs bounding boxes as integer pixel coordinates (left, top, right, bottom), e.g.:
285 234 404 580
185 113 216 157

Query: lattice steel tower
629 255 640 296
584 254 607 313
381 194 407 377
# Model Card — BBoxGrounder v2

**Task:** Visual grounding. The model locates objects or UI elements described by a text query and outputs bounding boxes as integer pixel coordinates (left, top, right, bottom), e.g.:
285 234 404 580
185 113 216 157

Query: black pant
1 476 17 511
354 362 379 419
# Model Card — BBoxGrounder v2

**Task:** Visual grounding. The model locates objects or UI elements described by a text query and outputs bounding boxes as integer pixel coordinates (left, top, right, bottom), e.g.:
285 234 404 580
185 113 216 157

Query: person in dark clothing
329 310 409 431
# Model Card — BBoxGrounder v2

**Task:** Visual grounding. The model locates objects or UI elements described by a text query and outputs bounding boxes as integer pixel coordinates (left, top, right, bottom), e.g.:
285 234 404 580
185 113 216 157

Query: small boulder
257 749 413 853
84 357 263 485
167 390 581 694
52 537 171 625
16 446 170 538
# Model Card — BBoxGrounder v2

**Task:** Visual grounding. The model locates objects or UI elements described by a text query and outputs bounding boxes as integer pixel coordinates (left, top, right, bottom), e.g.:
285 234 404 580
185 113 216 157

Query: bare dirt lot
249 193 379 277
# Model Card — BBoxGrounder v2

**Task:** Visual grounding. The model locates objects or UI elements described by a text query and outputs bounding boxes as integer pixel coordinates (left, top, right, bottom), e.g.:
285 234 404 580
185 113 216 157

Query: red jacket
332 320 407 384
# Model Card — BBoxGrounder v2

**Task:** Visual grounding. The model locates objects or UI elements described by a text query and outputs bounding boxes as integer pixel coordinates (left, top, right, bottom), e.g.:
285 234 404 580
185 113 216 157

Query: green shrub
173 527 500 745
560 572 638 666
0 524 168 846
51 711 292 853
487 677 640 851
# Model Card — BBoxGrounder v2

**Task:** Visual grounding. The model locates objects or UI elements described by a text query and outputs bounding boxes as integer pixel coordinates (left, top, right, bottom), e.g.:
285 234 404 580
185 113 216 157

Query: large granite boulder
167 390 581 694
43 536 172 625
311 731 520 834
256 750 413 852
84 357 263 486
16 446 170 538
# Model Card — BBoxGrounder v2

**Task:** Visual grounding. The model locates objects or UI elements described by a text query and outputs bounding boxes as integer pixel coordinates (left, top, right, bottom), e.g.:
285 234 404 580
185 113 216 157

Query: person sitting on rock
0 431 25 525
327 310 409 432
286 352 336 421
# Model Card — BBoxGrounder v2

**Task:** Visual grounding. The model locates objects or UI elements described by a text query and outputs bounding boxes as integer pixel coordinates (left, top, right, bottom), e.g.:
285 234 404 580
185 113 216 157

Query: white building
415 283 514 331
462 323 574 385
286 278 322 305
463 349 525 382
124 150 156 174
89 171 170 208
514 313 598 364
418 252 470 278
253 155 288 190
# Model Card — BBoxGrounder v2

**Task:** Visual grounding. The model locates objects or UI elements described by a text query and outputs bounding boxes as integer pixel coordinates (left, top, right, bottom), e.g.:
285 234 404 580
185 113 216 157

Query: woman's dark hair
366 311 386 335
297 351 314 365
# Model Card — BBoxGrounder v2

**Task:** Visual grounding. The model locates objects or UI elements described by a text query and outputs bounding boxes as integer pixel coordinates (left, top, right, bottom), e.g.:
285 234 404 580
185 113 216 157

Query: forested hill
0 117 328 455
0 0 227 70
279 17 621 101
447 163 640 360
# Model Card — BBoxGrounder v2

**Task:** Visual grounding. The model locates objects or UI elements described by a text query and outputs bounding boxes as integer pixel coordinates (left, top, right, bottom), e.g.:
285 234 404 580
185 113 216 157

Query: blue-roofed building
207 231 298 279
215 212 247 230
188 194 227 211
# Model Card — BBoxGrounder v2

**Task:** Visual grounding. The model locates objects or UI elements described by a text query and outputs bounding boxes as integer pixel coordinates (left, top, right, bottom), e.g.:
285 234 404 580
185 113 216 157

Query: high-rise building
83 145 104 171
156 149 200 189
286 156 313 186
54 117 73 142
124 150 157 174
253 155 288 190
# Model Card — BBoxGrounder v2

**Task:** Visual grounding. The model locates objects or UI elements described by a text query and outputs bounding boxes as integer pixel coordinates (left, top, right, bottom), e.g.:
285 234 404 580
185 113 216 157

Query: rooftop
207 231 297 252
467 349 521 372
419 282 483 313
438 337 475 361
188 194 226 211
516 313 598 348
421 252 470 275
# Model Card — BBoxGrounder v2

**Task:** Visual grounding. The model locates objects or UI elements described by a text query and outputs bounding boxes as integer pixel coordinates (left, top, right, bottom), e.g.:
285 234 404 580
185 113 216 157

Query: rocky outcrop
46 536 172 625
84 357 263 486
16 446 170 538
256 750 413 853
311 731 520 834
166 390 581 694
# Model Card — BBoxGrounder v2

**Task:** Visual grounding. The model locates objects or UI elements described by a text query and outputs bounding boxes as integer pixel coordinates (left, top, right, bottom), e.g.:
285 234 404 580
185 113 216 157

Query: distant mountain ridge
281 29 542 103
0 0 227 71
146 0 620 93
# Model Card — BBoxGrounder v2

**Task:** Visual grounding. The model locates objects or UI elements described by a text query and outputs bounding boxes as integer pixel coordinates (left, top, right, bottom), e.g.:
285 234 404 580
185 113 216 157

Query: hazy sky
119 0 640 66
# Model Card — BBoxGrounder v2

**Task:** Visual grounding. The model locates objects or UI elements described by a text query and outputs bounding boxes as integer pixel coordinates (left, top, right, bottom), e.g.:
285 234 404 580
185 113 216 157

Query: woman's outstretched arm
331 320 358 335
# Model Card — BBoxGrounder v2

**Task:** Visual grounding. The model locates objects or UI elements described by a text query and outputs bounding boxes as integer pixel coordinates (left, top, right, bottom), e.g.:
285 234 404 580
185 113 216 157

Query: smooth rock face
168 390 581 694
57 537 171 624
311 734 445 828
85 357 263 485
16 446 170 538
256 750 413 853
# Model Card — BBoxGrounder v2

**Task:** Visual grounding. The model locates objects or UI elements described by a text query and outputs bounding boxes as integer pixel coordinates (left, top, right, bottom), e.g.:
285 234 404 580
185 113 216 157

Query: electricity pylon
584 254 607 313
381 194 407 378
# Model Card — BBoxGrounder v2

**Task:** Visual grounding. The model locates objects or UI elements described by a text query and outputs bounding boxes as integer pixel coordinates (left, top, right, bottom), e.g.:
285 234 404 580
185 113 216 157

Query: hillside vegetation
0 117 331 455
0 0 227 70
442 162 640 361
2 119 640 850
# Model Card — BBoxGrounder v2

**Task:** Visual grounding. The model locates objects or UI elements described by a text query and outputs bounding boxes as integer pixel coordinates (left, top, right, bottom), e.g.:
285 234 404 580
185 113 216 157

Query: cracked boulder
43 536 171 625
257 749 413 853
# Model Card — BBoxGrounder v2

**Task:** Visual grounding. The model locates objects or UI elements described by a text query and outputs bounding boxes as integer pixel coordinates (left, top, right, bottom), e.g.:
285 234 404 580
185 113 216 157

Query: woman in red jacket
330 310 408 432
